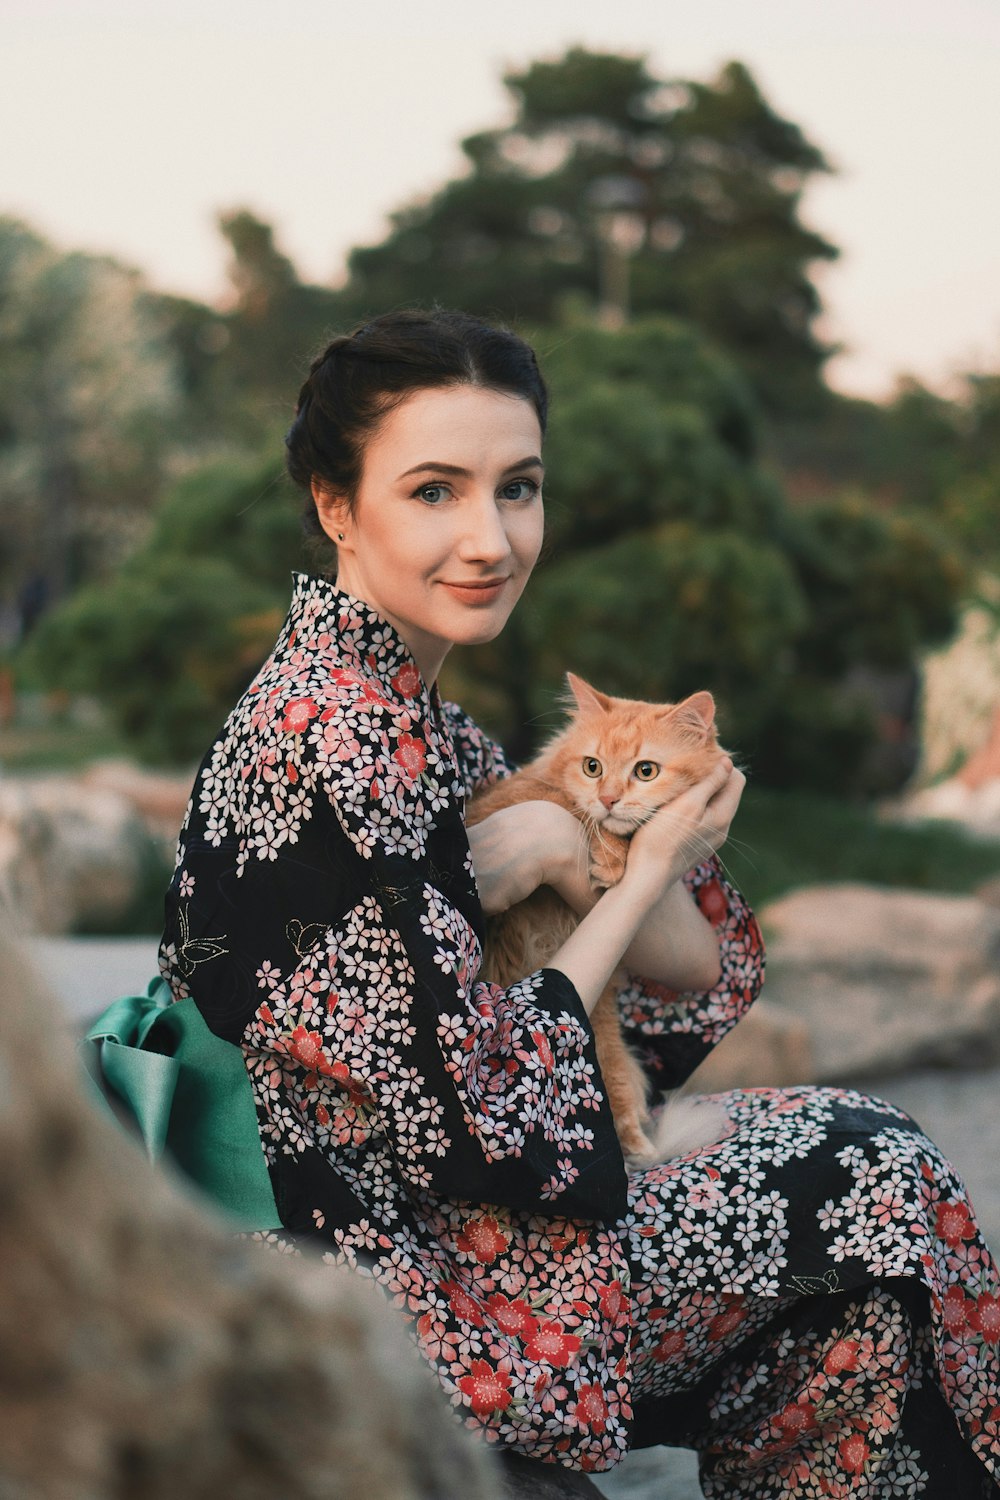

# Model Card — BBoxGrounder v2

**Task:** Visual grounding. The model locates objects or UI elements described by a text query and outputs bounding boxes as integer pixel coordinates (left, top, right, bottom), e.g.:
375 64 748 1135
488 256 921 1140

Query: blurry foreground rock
0 762 190 933
757 884 1000 1082
0 922 496 1500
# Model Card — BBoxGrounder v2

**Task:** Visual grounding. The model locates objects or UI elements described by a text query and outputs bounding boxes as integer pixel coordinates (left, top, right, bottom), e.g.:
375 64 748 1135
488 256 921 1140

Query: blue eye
415 483 449 505
499 478 540 502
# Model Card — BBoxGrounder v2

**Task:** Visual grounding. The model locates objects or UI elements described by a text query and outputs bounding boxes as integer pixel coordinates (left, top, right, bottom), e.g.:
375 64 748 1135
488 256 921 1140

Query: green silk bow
82 977 280 1231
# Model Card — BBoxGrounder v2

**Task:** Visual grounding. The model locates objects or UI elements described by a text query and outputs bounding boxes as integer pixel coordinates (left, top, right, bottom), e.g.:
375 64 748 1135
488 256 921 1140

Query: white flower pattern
158 574 999 1487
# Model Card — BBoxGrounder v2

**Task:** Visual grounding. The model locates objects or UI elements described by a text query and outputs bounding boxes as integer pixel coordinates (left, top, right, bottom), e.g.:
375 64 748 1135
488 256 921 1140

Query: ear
565 672 613 715
310 477 351 545
665 691 717 737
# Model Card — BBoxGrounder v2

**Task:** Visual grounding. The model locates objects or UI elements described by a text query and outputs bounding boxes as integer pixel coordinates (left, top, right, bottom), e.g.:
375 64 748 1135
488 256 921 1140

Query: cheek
511 505 545 568
574 774 600 808
645 770 687 805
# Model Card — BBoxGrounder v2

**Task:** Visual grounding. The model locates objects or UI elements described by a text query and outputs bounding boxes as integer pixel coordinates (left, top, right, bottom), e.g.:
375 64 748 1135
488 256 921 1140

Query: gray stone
499 1451 606 1497
30 933 160 1025
0 775 156 934
687 1000 814 1091
0 921 496 1499
759 884 1000 1080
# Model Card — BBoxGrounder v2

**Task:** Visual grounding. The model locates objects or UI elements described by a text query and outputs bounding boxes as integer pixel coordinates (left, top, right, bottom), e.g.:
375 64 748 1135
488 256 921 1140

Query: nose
599 792 618 810
458 495 513 566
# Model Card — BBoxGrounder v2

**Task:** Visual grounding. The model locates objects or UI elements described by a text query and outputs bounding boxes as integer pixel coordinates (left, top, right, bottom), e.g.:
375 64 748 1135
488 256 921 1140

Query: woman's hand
621 758 745 913
466 801 585 915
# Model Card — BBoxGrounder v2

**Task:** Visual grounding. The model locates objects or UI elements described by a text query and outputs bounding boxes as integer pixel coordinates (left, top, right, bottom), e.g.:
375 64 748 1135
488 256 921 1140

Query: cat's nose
599 793 618 810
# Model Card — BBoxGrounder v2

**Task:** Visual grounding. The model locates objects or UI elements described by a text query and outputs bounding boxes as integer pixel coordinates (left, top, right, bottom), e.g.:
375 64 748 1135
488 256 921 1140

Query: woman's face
314 383 545 684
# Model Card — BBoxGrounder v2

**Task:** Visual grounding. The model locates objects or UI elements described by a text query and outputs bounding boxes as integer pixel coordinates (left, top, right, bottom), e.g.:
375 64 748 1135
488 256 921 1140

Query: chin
450 611 515 647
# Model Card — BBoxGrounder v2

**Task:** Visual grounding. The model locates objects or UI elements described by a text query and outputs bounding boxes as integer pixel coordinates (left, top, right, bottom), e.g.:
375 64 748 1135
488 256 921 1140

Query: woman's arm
547 844 722 994
466 765 743 1004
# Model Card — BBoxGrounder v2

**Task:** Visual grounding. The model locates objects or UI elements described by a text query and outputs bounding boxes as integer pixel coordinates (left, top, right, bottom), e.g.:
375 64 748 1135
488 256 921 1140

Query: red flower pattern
573 1382 609 1435
458 1359 512 1415
837 1432 870 1473
936 1199 976 1247
392 731 427 781
485 1295 539 1339
281 696 318 734
969 1293 1000 1344
524 1321 581 1367
392 663 423 698
286 1025 335 1077
455 1215 509 1265
160 574 1000 1479
708 1296 748 1342
823 1338 859 1376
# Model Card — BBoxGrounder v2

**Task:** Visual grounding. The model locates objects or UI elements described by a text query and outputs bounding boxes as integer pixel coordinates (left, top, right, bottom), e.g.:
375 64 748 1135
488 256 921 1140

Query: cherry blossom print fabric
159 573 999 1488
625 1090 1000 1492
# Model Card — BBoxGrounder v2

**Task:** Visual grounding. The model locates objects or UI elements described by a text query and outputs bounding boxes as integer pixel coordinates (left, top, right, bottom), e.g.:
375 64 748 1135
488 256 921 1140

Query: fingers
664 756 734 820
708 765 745 821
638 760 743 853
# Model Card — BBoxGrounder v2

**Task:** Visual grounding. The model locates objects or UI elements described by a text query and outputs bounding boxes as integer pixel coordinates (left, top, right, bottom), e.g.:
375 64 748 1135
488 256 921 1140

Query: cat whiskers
630 802 751 884
577 808 612 858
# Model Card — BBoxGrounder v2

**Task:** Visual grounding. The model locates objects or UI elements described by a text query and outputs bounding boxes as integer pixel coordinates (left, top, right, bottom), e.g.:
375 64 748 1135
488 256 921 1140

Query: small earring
337 532 344 541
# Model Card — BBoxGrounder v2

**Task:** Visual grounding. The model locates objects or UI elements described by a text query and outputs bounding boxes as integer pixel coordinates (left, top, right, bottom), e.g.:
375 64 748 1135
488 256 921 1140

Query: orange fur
467 674 732 1163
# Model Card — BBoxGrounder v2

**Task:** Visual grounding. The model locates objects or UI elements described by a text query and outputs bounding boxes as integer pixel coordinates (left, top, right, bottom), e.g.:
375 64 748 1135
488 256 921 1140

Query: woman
160 309 999 1495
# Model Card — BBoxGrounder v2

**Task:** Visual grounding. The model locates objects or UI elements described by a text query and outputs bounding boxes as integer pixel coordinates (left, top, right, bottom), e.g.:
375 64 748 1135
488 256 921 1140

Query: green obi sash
82 977 280 1231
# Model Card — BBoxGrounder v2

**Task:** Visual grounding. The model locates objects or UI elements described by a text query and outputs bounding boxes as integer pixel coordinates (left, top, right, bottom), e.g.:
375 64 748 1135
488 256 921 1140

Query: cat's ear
666 691 717 738
565 672 613 716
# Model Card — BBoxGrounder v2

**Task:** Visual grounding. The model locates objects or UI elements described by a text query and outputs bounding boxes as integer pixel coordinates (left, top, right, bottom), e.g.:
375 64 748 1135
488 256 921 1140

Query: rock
499 1451 605 1497
688 1001 814 1091
918 586 1000 787
958 706 1000 789
0 775 157 934
976 877 1000 909
758 884 1000 1081
891 775 1000 840
80 759 193 848
0 920 495 1499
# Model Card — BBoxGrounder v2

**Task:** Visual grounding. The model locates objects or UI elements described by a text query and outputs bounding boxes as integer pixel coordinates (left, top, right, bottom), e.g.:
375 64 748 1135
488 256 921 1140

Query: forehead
587 720 684 759
364 385 542 472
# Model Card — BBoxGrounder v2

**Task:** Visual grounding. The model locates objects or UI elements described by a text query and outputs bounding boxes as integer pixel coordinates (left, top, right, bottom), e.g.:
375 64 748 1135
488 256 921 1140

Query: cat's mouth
600 812 640 836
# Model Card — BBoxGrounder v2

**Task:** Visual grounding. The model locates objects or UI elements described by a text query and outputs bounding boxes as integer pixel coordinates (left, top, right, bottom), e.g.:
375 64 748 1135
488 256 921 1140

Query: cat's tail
641 1091 735 1163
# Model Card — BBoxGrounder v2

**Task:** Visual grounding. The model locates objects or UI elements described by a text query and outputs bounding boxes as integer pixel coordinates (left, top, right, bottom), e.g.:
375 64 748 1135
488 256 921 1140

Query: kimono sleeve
438 700 515 797
615 858 765 1092
242 686 629 1223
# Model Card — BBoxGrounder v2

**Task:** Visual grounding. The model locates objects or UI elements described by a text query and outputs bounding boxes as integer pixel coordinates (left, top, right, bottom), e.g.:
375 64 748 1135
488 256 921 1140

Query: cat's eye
633 761 660 781
582 757 603 778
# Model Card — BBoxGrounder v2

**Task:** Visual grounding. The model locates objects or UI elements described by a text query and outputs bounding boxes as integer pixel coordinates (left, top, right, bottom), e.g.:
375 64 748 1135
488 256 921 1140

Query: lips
439 577 510 603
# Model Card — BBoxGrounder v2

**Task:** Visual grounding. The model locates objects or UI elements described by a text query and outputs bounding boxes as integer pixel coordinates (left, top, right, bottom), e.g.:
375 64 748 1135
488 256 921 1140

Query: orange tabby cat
466 672 733 1165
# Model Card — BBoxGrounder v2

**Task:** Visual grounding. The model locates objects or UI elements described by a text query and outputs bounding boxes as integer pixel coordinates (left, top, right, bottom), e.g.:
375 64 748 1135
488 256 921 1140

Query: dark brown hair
285 308 548 549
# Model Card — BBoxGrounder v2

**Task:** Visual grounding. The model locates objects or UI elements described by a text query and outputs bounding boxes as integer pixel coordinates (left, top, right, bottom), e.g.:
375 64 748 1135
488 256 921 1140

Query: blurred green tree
214 210 342 418
340 49 837 414
442 321 962 792
27 319 961 787
0 218 180 606
25 452 306 762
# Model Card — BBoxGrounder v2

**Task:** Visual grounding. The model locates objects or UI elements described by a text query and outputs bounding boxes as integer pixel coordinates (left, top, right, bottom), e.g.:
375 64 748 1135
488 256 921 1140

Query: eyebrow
397 456 545 481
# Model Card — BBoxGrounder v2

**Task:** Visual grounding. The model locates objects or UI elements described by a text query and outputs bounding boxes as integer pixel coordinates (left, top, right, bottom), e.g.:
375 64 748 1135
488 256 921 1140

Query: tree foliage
0 218 180 602
26 454 305 762
341 49 837 414
441 321 962 793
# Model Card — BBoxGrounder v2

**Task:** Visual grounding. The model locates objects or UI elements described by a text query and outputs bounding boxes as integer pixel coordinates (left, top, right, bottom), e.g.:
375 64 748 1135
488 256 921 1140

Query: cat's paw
617 1118 658 1163
588 834 629 892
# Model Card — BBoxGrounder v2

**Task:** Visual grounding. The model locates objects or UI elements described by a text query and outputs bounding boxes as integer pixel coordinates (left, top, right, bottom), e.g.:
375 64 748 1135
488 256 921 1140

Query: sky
3 0 1000 400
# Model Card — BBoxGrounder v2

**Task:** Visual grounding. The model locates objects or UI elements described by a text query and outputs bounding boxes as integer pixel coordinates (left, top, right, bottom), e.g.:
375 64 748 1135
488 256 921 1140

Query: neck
333 568 445 688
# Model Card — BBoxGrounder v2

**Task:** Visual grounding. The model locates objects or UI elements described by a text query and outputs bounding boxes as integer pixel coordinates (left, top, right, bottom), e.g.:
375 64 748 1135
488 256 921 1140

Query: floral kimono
161 573 999 1496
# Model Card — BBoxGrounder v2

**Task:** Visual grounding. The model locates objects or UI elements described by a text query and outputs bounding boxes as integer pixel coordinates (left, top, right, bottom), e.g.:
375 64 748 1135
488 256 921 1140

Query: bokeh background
5 7 1000 1493
4 0 1000 918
